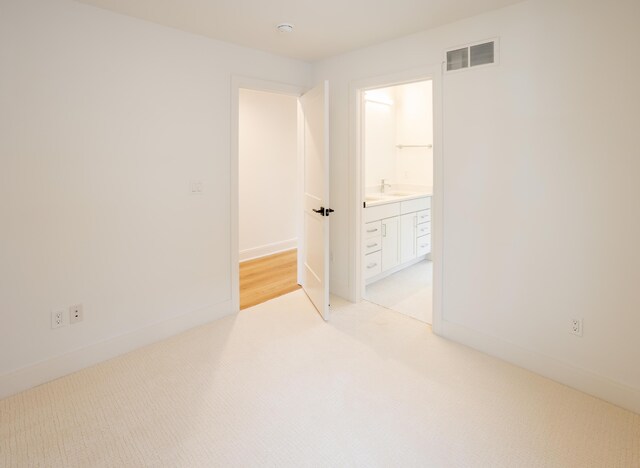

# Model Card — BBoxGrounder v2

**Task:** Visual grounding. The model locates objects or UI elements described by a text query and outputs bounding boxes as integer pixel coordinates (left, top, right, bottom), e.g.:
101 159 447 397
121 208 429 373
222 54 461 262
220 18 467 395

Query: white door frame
349 65 444 334
230 76 306 312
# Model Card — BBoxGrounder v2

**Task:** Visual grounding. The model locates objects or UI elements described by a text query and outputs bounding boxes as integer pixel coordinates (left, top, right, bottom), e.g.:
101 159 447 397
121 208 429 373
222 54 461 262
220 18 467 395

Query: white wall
364 88 396 190
364 82 433 192
315 0 640 412
239 89 298 261
0 0 310 396
3 0 639 414
395 81 433 189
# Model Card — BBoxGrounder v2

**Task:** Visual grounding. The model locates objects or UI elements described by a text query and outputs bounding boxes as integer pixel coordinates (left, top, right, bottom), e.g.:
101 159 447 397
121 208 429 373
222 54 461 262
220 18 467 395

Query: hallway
239 249 300 309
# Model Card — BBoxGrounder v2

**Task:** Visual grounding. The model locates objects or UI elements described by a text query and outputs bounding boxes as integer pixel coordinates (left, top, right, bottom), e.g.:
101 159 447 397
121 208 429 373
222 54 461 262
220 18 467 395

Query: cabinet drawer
364 221 382 238
400 197 430 214
417 235 431 256
417 222 431 237
364 203 400 223
417 209 431 224
364 251 382 279
364 236 382 255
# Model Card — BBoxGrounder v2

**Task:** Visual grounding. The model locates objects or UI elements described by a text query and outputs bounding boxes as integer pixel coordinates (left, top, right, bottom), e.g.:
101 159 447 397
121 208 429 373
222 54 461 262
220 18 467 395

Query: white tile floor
365 259 433 324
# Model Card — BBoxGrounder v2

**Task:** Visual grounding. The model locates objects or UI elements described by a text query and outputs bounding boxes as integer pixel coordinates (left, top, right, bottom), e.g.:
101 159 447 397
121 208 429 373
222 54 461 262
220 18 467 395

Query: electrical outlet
69 304 83 324
570 318 583 337
51 310 66 329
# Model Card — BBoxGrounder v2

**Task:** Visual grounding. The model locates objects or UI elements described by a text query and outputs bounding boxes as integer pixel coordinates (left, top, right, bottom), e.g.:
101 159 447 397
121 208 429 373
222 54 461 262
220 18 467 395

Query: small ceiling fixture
276 23 294 33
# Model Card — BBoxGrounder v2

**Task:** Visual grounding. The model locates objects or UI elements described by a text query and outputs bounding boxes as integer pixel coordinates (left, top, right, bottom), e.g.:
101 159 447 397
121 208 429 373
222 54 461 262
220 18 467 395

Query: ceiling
77 0 522 62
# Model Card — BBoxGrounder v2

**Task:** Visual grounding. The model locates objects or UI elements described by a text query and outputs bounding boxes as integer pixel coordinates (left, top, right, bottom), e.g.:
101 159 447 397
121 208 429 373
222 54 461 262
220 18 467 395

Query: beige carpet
1 290 638 467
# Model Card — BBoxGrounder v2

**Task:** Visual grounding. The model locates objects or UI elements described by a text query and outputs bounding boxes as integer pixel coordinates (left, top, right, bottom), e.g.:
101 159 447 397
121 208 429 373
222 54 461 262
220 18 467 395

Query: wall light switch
190 180 203 194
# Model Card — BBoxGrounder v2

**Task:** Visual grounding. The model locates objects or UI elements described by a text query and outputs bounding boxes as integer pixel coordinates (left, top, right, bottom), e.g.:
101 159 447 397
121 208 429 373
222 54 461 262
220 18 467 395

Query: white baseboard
440 319 640 415
239 238 297 262
0 300 234 400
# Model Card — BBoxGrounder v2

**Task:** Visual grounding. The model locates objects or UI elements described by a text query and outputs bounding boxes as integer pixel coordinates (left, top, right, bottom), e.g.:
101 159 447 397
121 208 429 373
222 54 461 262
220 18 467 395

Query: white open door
300 81 331 320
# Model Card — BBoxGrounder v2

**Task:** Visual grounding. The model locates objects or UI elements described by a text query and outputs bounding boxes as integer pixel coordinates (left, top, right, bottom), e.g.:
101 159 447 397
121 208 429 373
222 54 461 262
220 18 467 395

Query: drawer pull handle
367 243 378 248
367 228 378 233
367 263 378 269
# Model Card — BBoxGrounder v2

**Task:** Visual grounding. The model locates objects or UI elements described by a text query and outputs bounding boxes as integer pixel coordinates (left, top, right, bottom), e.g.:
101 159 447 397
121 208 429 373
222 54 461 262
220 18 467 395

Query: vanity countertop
364 191 432 207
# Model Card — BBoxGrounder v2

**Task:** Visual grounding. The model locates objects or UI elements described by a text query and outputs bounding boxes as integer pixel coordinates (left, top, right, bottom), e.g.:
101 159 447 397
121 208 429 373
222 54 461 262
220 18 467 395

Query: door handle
312 207 335 217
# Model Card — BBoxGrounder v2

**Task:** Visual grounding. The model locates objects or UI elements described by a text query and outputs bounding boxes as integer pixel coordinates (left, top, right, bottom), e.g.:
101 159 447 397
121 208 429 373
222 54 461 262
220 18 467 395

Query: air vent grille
446 39 497 72
446 48 468 71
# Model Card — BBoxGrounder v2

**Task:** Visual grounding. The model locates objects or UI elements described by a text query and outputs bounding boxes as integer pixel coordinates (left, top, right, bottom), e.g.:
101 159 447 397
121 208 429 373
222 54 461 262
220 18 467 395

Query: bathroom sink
385 190 417 197
365 191 428 205
365 194 388 201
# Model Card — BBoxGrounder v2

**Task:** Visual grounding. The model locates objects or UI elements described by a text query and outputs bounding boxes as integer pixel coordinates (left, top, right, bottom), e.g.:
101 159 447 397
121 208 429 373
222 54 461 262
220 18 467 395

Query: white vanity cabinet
399 213 417 263
381 217 400 271
363 220 382 279
363 195 431 284
416 209 431 256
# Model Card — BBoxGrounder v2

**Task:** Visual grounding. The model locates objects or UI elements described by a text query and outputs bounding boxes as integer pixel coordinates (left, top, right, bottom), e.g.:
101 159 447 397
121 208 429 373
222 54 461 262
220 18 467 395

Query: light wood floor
240 249 300 310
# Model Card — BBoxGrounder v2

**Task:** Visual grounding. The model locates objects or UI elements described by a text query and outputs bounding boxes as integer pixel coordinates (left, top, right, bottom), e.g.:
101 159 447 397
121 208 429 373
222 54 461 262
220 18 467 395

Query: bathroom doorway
359 79 435 324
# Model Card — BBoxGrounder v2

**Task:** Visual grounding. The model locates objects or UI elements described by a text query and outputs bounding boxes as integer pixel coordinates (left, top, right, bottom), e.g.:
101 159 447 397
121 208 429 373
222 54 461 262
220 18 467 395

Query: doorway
358 79 435 324
237 87 301 310
231 78 332 319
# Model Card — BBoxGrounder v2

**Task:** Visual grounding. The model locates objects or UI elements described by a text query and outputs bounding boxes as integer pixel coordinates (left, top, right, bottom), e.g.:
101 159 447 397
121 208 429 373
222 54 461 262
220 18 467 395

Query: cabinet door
381 217 399 272
400 213 417 263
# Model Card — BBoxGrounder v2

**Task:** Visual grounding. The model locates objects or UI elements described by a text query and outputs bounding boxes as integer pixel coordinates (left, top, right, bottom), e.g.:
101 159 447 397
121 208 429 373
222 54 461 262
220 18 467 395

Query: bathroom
362 80 434 324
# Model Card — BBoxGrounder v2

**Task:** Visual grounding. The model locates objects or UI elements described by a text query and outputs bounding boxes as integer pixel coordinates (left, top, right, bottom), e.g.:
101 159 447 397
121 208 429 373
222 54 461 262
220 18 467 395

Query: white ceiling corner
76 0 522 62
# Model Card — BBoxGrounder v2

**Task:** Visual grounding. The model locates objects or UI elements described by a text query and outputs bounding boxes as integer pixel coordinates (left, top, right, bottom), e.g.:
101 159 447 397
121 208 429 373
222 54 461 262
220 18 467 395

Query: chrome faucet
381 178 392 193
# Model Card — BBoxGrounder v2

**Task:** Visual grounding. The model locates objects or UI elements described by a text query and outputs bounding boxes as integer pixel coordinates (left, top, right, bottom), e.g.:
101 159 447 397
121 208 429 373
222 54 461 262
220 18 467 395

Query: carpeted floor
1 290 638 467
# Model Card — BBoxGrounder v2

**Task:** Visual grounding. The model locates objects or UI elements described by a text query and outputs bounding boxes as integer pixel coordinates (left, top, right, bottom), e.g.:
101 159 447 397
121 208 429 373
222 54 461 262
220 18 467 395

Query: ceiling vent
445 39 498 72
